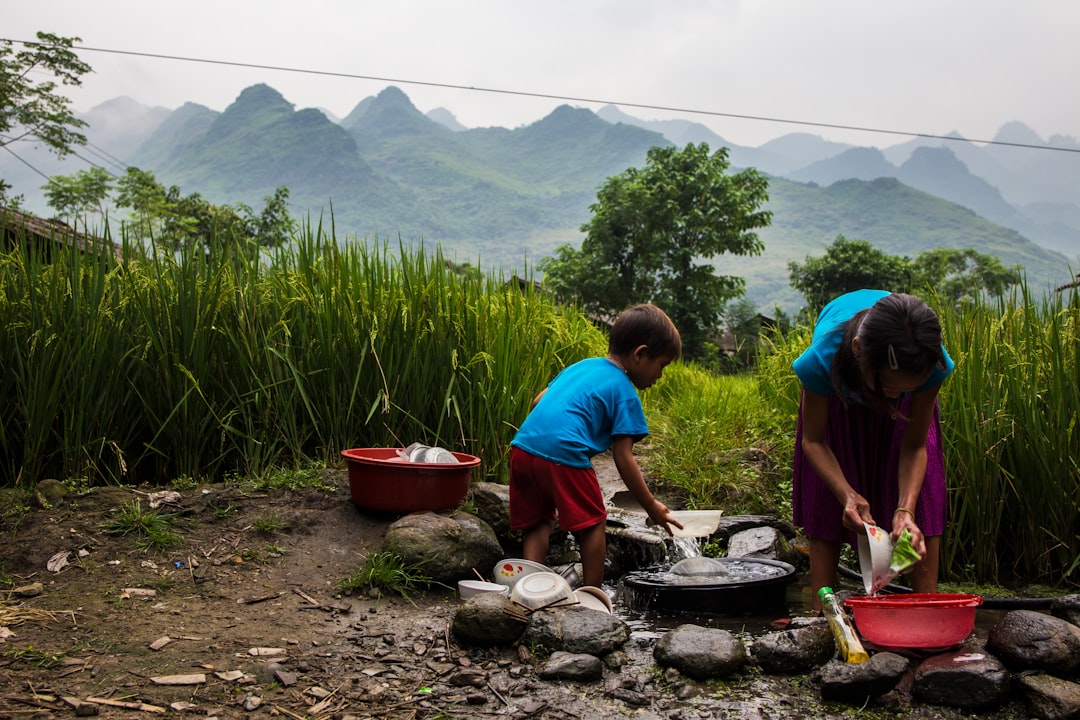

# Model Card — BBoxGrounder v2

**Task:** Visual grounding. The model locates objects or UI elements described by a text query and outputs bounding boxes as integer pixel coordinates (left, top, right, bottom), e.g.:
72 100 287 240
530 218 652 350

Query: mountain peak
230 84 295 114
427 107 466 132
993 121 1043 146
341 85 437 137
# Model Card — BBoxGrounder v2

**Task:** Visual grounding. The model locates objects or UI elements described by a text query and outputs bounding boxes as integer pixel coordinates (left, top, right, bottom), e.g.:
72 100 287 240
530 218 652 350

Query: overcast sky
7 1 1079 148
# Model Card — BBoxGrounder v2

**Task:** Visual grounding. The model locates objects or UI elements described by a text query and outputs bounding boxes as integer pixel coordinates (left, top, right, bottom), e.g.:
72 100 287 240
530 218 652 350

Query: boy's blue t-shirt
511 357 647 468
792 289 954 400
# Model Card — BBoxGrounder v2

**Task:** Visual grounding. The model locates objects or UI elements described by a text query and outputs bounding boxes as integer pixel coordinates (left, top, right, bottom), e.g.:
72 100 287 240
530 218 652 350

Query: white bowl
573 586 613 614
492 558 550 587
510 571 574 609
665 510 724 538
458 579 509 599
857 522 896 594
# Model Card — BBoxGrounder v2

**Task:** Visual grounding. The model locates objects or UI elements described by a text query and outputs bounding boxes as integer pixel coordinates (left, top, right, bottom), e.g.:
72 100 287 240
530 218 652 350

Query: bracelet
894 507 915 519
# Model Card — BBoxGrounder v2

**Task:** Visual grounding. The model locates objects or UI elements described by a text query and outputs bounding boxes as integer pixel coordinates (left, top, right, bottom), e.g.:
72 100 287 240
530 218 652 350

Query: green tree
237 186 296 249
909 247 1020 305
539 143 771 358
1 32 92 204
115 167 171 240
788 235 910 313
114 168 295 256
42 166 113 225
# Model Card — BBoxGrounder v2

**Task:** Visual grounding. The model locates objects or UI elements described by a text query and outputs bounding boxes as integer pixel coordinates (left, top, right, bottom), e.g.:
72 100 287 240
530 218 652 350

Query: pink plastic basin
845 593 983 649
341 447 480 513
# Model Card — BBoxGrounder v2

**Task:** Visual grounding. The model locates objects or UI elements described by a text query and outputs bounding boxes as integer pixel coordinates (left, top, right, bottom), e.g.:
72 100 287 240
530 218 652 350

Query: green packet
889 528 921 573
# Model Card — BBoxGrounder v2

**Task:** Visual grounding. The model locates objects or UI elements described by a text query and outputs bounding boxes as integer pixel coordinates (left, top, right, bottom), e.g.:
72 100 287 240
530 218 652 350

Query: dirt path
0 461 1029 719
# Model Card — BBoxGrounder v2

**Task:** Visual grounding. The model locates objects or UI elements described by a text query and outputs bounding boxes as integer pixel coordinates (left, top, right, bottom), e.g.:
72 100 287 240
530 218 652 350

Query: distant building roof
1055 274 1080 292
1 207 120 260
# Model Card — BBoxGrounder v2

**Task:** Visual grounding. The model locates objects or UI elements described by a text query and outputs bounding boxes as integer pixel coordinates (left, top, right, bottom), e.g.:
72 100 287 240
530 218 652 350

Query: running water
665 534 702 560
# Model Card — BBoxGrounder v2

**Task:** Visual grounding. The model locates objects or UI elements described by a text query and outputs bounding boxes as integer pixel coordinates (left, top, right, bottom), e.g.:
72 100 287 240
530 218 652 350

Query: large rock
727 526 801 567
35 479 67 508
653 624 747 680
382 511 503 585
750 621 834 674
912 647 1010 710
467 481 511 539
522 606 629 657
451 592 528 647
987 609 1080 676
815 652 909 703
1052 595 1080 628
538 651 604 681
1017 673 1080 720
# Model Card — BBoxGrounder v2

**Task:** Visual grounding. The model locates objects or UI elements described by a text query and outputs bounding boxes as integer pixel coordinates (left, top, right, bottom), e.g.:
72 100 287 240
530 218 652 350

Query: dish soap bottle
819 586 869 663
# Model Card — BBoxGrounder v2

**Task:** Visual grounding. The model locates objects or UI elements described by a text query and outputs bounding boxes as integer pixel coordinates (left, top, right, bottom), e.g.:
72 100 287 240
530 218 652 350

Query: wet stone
521 605 629 656
1017 673 1080 720
538 651 603 681
913 647 1010 710
652 624 747 680
1051 595 1080 627
751 621 834 674
987 609 1080 675
815 651 909 703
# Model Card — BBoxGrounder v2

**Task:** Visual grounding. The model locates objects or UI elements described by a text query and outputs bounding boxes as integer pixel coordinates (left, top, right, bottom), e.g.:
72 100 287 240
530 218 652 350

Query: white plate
510 571 573 609
573 586 613 614
492 558 550 587
857 522 896 594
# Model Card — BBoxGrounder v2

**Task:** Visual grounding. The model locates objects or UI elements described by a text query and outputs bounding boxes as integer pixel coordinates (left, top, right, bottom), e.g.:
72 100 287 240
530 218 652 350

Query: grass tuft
338 551 436 601
99 500 181 551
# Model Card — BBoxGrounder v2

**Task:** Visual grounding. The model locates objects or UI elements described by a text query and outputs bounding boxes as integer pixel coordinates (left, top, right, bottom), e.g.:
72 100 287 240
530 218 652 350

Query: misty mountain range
2 84 1076 313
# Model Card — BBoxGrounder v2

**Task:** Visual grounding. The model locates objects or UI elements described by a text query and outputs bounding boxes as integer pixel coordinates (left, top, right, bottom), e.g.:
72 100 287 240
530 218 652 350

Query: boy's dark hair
832 292 946 414
608 304 682 359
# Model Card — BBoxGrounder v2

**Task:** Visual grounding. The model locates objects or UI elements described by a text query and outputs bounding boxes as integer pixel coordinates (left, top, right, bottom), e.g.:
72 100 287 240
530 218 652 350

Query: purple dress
791 291 951 544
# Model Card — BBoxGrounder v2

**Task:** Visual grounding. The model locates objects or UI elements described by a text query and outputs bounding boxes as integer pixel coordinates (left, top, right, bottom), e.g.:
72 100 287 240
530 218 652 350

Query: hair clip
887 344 899 371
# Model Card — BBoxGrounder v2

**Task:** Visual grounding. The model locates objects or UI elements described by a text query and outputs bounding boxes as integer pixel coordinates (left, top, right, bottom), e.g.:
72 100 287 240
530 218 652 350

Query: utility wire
85 140 129 173
16 39 1076 156
2 144 52 181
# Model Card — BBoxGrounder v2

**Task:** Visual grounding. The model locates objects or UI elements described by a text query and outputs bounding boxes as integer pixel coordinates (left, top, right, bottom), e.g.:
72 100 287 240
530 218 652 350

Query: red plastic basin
341 447 481 513
844 593 983 649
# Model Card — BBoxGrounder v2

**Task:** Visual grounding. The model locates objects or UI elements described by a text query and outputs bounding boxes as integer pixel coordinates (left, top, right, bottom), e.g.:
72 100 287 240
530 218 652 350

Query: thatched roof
1 207 120 260
1055 274 1080 293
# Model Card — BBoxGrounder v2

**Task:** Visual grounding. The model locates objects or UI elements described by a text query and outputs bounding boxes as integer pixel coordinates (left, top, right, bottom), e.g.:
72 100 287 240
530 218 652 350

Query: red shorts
508 447 606 533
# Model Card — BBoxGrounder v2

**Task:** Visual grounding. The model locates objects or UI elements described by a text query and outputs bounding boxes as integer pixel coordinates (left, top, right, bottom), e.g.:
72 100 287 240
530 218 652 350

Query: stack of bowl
509 571 575 609
457 579 509 599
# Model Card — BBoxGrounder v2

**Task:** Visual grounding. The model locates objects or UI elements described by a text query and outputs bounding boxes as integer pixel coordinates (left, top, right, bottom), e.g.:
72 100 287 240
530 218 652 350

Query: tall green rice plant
937 284 1079 588
0 226 139 484
643 364 790 514
0 213 605 488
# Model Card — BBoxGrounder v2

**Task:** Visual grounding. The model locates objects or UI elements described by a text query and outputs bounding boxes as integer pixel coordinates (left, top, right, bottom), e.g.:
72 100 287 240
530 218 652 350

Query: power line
1 144 52 181
15 39 1076 156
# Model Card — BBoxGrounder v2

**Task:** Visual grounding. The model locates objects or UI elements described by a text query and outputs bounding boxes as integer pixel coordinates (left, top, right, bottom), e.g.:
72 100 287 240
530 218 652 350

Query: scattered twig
487 681 511 707
271 703 307 720
291 587 321 605
85 696 166 713
241 591 283 605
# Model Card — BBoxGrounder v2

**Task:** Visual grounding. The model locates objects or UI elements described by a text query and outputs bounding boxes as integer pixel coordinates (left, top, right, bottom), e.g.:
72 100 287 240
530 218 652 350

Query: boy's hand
645 501 684 536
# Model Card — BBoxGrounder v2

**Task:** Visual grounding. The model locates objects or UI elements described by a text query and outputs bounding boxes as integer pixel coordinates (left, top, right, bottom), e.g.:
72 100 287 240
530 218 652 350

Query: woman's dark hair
831 293 946 414
609 304 682 359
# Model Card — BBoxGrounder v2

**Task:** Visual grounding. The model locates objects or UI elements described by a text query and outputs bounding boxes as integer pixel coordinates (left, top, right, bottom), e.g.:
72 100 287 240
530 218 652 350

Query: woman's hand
891 509 927 558
841 491 874 533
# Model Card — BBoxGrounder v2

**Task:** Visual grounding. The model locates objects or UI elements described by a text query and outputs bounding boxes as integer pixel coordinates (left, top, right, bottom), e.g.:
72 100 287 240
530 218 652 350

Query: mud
0 460 1030 719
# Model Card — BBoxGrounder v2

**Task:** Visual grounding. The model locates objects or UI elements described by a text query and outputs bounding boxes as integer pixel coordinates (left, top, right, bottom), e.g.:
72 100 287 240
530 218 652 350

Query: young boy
508 303 684 588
